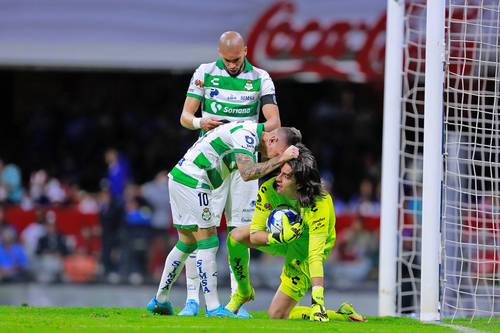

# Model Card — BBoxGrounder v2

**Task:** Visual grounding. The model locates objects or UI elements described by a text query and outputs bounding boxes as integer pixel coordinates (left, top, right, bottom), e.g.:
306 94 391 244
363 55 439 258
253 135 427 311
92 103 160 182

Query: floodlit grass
444 318 500 333
0 306 495 333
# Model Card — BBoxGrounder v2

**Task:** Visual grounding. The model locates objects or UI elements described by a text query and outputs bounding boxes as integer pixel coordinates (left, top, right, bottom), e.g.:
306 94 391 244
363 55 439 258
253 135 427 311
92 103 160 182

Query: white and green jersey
187 58 276 122
169 121 264 190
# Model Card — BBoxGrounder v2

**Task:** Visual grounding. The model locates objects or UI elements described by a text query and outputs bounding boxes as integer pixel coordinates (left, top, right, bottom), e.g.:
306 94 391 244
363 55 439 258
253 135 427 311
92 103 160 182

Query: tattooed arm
236 145 299 181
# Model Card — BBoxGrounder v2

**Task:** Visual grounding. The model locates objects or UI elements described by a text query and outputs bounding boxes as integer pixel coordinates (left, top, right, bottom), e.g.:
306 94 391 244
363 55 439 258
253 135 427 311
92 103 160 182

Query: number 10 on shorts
198 192 209 206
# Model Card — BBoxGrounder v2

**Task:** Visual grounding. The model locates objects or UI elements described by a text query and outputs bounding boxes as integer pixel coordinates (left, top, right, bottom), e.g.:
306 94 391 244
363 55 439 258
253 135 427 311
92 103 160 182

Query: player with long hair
227 144 366 322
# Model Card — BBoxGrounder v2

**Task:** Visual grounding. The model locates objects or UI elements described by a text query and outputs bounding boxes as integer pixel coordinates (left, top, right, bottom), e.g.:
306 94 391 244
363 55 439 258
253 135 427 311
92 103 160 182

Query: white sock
185 251 200 303
197 246 220 311
156 246 190 303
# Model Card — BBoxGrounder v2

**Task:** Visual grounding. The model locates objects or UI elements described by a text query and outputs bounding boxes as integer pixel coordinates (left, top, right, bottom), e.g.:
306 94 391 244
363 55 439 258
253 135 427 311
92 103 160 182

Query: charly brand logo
246 0 386 82
210 102 222 113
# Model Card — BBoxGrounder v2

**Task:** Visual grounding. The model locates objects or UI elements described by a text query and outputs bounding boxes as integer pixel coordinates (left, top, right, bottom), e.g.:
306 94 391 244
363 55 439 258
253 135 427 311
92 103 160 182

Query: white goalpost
380 0 500 321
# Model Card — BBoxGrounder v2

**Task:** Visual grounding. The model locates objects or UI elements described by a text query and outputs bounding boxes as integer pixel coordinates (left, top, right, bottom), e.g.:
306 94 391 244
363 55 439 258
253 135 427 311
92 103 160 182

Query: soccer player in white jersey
147 121 301 317
177 31 281 318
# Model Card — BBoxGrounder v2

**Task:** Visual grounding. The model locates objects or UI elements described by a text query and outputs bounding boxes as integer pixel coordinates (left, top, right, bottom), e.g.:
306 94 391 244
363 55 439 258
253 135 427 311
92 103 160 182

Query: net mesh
442 0 500 320
396 0 500 319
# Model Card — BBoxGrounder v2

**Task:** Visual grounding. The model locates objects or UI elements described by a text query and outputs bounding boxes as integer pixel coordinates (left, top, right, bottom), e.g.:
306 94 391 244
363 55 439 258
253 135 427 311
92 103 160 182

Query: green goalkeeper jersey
251 178 336 279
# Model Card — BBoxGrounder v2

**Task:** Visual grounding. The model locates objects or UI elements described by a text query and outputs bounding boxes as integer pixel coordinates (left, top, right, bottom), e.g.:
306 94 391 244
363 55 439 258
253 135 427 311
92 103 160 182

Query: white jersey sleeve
230 127 259 158
187 64 206 99
260 70 276 96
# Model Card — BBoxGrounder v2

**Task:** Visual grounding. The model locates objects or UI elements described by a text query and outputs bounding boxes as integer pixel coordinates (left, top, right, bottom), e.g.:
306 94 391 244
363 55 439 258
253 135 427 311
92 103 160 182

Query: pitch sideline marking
436 322 487 333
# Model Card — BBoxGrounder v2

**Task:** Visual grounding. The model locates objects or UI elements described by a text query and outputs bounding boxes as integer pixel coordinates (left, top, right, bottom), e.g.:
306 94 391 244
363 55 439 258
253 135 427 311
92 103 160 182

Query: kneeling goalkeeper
226 144 365 322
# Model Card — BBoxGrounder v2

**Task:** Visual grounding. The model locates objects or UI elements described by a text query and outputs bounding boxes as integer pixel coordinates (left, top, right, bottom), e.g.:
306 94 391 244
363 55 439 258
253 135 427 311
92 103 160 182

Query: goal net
384 0 500 319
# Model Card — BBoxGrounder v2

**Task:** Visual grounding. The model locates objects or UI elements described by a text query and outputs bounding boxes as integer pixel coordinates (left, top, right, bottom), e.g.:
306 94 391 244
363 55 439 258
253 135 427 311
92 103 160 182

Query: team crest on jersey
244 81 253 91
202 207 212 221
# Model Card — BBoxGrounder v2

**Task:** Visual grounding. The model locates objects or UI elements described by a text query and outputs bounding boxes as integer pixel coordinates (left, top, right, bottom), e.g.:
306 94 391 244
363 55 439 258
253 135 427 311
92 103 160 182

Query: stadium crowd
0 155 381 288
0 70 383 288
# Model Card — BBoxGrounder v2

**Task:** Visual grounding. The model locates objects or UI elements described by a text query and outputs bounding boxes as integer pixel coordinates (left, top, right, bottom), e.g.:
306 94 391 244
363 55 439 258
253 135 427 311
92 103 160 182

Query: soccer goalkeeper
226 144 366 322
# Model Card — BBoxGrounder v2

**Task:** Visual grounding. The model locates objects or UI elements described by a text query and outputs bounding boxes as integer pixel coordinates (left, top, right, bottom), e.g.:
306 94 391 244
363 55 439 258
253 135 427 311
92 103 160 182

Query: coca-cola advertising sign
247 1 387 82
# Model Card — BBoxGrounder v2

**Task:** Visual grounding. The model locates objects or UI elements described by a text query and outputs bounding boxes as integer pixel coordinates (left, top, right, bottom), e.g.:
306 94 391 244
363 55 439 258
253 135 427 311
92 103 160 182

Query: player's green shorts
257 242 311 302
278 248 312 302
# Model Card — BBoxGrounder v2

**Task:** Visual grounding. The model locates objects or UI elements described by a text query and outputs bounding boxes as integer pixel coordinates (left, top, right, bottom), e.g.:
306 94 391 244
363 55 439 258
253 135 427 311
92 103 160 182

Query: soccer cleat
236 306 253 319
177 299 199 316
336 302 367 322
147 297 174 315
225 288 255 314
206 305 237 318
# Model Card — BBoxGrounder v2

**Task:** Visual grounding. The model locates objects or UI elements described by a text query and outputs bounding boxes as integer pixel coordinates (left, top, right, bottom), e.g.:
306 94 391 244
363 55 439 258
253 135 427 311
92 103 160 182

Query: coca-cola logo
246 1 386 82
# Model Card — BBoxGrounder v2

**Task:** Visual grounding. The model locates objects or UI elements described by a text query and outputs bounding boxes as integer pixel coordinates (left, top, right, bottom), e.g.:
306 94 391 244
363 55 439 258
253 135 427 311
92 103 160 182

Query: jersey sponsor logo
312 217 326 231
228 94 237 101
194 79 203 87
223 106 252 114
240 95 255 101
232 257 247 280
210 102 222 113
211 77 220 86
264 203 272 210
245 135 255 145
160 260 181 291
250 200 256 207
209 88 219 98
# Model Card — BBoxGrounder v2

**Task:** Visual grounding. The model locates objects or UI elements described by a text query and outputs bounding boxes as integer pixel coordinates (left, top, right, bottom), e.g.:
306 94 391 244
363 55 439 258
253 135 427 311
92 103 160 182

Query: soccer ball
266 206 300 234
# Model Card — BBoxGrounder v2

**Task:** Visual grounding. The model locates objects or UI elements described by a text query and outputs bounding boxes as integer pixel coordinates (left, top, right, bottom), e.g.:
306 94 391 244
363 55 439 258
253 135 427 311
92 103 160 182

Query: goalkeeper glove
267 215 303 245
310 286 329 322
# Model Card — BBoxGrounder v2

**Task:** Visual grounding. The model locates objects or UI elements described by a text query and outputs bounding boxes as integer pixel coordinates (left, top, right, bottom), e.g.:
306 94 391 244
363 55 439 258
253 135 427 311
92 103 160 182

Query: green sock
227 234 251 295
288 306 349 321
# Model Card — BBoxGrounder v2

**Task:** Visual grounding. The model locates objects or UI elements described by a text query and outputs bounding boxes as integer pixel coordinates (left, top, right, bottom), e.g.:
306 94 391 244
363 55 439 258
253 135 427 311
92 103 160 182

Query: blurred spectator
141 171 171 230
30 170 49 204
104 148 131 203
120 190 152 284
330 217 374 288
0 159 24 204
349 178 381 217
63 248 98 283
78 192 99 214
34 211 69 283
20 209 48 259
45 178 66 204
0 228 29 282
98 189 123 281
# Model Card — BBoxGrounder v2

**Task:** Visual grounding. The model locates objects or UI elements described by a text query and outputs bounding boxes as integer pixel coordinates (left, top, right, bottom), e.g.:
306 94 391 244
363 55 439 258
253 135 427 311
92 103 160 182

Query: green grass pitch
0 306 499 333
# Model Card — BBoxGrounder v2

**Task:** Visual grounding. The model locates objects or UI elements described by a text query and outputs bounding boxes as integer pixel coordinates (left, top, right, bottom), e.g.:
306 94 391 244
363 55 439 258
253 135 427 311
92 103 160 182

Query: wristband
192 117 202 129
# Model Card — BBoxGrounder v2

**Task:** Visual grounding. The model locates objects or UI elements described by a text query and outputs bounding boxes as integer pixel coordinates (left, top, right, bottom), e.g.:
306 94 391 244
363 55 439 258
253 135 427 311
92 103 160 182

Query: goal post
379 0 405 317
420 0 445 322
380 0 500 321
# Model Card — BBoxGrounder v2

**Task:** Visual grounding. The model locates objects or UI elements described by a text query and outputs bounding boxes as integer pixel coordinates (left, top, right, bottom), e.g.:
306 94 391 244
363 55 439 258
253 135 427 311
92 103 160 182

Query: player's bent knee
230 226 250 243
268 308 288 319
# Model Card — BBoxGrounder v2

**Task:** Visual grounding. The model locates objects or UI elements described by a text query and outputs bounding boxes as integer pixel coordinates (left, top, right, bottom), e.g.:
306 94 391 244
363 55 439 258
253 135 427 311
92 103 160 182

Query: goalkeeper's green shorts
257 241 312 302
278 250 312 302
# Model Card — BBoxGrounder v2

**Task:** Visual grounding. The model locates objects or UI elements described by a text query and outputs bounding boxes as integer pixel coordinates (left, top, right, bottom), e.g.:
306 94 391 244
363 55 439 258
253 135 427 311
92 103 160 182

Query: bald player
177 31 281 318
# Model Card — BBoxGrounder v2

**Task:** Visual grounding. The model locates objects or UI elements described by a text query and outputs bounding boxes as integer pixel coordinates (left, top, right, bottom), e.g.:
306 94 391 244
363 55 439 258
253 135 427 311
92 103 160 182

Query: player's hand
267 213 303 244
310 304 329 322
310 286 329 322
279 145 299 164
201 117 224 131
